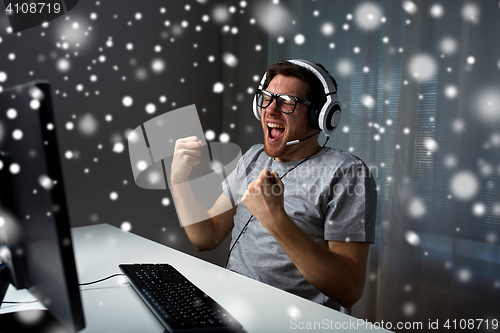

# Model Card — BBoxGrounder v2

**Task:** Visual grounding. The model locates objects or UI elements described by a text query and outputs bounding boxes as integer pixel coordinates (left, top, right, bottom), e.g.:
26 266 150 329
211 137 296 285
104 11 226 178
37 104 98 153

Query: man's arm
264 213 369 308
182 192 236 252
170 137 236 251
241 169 370 308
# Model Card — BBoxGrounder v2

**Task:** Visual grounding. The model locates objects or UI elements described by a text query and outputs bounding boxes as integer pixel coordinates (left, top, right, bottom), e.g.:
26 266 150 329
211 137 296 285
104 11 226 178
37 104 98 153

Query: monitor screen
0 81 85 332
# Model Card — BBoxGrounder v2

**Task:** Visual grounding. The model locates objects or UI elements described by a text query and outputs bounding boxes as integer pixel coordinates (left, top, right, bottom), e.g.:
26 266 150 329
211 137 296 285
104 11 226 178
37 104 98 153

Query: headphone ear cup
253 72 268 121
308 99 324 131
252 93 262 121
322 104 341 135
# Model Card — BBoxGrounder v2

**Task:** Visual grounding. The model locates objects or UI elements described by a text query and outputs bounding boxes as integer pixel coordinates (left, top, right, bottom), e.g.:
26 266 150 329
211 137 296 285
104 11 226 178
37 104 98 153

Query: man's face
261 74 316 161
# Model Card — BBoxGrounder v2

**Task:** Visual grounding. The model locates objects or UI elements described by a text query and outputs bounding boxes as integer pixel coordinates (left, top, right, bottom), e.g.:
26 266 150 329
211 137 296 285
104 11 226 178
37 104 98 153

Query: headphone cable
224 136 330 269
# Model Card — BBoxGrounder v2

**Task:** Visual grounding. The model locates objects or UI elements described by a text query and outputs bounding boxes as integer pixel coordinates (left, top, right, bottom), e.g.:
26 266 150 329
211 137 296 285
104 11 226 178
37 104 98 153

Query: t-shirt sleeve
222 159 242 204
323 161 377 243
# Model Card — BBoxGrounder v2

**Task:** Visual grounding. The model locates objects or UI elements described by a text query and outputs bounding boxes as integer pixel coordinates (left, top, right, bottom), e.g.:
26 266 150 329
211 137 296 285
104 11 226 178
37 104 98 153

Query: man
170 60 376 311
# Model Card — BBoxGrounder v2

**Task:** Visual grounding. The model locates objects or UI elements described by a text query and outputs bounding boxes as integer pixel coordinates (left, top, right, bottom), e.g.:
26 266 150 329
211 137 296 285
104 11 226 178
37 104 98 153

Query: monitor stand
0 310 72 332
0 263 71 332
1 262 9 306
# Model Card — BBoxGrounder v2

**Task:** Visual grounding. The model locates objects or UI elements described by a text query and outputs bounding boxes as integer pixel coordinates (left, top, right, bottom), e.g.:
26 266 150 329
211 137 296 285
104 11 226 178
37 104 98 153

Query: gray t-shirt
222 144 376 310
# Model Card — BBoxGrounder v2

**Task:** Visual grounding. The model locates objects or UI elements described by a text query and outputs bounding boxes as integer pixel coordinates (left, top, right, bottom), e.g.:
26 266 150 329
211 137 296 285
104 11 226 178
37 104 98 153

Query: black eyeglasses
255 89 311 114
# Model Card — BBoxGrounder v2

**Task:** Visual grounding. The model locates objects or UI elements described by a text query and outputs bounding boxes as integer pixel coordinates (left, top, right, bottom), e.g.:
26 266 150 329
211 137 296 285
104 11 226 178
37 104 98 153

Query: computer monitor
0 81 85 332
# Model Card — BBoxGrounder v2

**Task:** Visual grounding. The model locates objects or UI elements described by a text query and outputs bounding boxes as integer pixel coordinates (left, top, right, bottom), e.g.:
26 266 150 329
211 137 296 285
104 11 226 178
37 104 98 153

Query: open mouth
267 122 285 142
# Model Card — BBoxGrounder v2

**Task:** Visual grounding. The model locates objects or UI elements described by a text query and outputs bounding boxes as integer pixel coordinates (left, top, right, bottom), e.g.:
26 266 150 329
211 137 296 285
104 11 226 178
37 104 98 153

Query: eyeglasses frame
255 89 311 114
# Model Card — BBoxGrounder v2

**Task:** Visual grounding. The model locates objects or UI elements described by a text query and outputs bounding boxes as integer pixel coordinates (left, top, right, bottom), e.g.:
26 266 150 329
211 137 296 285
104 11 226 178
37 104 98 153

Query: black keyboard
119 263 243 332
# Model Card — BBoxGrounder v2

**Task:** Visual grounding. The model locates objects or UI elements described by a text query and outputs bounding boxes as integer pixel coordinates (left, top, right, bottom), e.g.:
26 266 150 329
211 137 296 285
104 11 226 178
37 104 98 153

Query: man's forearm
264 212 366 308
170 181 217 250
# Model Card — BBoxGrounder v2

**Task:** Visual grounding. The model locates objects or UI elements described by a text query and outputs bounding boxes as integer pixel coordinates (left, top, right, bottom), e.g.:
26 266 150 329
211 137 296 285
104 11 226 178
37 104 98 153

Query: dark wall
0 0 268 266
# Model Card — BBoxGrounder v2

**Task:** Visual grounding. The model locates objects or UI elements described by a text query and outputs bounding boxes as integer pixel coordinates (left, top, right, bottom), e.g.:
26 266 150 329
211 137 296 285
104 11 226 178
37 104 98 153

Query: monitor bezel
0 81 85 332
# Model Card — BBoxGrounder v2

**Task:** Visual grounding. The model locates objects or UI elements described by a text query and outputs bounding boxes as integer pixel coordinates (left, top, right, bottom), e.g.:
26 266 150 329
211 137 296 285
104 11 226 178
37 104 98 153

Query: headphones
252 59 341 137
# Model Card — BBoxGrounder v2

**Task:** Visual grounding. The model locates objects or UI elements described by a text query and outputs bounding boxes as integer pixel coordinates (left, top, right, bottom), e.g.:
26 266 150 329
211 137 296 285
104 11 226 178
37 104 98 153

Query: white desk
1 224 389 332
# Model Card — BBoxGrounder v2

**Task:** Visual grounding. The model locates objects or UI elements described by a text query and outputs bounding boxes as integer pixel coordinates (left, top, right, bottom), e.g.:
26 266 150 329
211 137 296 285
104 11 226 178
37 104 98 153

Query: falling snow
122 96 133 107
30 99 41 110
9 163 20 174
430 4 444 18
223 52 238 67
213 82 224 93
475 87 500 124
440 37 458 55
151 59 166 73
450 171 479 201
408 53 437 82
219 133 230 143
57 58 71 72
457 268 472 283
12 129 23 140
294 34 305 45
444 85 458 99
286 305 301 319
121 221 132 232
424 138 438 152
336 59 353 77
362 95 375 109
145 103 156 114
78 113 99 136
402 1 418 15
354 2 382 31
38 175 54 190
205 130 215 141
113 142 124 153
408 197 426 219
462 3 480 23
0 3 498 322
254 2 291 35
405 230 421 246
320 22 334 36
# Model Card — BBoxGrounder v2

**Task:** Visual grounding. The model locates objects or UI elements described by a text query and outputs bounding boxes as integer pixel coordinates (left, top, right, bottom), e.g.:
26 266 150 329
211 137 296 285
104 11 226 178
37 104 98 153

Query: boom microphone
286 131 321 146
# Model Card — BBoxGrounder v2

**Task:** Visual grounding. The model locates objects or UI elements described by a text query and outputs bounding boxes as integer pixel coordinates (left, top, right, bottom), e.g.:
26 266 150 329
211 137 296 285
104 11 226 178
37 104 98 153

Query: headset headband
253 59 341 136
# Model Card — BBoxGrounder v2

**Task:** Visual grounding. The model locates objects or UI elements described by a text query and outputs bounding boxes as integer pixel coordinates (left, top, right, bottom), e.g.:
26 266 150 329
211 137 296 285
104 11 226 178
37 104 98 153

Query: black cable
225 214 253 269
78 273 125 286
225 137 330 269
2 274 127 305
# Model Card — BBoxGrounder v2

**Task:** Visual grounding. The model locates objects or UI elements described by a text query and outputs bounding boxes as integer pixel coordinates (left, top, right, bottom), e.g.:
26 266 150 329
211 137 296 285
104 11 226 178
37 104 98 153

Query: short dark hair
264 60 337 105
